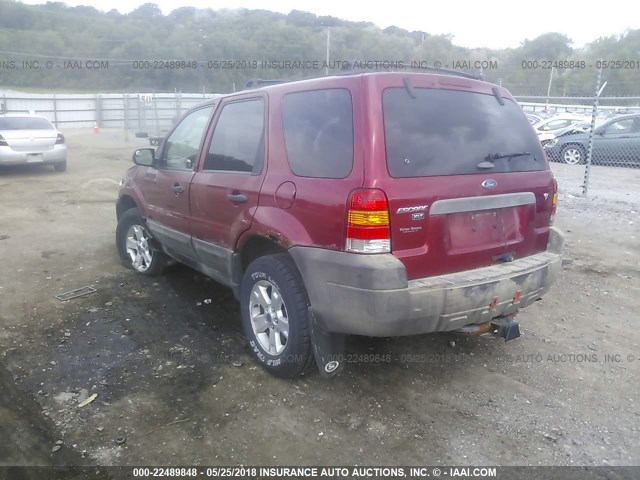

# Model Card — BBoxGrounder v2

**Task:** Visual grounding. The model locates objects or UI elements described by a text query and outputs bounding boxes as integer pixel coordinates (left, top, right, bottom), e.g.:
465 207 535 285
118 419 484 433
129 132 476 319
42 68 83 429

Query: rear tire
53 161 67 172
561 145 585 165
240 254 315 378
115 208 166 275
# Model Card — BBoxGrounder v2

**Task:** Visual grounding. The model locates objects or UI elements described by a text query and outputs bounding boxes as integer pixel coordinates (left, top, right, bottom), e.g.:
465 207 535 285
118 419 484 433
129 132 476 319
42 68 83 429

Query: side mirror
133 148 155 166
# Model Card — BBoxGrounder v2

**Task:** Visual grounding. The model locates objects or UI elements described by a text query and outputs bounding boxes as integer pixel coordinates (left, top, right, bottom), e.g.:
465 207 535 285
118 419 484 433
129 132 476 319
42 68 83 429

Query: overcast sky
20 0 640 49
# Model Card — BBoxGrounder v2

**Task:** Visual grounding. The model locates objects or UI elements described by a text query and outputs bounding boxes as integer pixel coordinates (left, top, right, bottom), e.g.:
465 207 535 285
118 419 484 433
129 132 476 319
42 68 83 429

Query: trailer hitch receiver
491 316 521 342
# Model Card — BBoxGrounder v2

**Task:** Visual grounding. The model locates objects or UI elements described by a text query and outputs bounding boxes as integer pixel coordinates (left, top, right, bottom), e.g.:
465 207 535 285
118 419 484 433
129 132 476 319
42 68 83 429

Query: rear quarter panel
243 76 365 250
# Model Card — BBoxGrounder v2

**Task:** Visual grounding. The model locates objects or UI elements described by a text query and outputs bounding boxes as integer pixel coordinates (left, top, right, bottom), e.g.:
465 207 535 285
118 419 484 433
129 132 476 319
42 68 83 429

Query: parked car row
543 114 640 166
524 110 640 167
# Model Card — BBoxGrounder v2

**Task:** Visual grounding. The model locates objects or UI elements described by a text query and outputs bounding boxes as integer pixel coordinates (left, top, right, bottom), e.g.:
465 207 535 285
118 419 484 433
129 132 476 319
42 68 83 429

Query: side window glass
282 89 353 178
204 99 264 173
605 119 633 134
163 106 213 170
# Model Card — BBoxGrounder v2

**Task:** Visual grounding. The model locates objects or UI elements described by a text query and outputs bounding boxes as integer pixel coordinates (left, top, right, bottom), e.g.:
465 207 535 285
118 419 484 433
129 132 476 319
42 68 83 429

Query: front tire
115 208 165 275
561 145 585 165
240 254 315 378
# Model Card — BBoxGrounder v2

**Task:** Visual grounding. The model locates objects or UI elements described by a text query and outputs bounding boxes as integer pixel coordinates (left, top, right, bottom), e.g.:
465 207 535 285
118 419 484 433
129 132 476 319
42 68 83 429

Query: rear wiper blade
486 151 533 161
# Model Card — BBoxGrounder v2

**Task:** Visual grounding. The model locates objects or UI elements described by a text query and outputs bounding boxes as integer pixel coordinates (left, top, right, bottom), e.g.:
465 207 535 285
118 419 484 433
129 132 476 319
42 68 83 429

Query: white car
538 120 592 146
532 115 589 140
525 113 543 125
0 115 67 171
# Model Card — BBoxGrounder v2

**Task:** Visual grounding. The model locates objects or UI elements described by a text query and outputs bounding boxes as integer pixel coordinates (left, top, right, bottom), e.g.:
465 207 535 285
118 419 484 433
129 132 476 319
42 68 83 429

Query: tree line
0 1 639 97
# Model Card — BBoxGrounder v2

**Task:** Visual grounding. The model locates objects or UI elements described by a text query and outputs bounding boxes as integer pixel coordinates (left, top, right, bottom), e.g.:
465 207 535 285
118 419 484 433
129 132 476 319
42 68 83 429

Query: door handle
226 193 248 203
171 184 185 194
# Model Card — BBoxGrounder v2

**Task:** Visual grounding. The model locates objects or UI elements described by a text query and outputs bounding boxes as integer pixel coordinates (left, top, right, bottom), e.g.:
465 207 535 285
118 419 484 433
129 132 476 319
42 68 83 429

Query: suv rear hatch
363 73 556 280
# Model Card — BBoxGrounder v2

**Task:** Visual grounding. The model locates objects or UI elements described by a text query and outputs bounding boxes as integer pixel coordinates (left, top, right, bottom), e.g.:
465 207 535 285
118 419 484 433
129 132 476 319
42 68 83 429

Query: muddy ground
0 130 638 468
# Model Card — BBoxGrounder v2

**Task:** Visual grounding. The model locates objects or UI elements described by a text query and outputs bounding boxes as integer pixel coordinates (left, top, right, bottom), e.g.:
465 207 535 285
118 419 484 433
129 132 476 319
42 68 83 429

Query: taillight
55 133 65 144
0 135 7 147
550 178 558 226
346 188 390 253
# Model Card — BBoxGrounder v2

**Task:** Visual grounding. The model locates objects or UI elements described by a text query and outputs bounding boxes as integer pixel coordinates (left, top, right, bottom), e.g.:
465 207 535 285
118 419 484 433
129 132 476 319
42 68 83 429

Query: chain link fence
517 95 640 196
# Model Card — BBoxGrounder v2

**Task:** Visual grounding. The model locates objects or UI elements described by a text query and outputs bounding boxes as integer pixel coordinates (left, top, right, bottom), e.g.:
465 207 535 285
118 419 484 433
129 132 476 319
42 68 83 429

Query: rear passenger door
189 96 266 277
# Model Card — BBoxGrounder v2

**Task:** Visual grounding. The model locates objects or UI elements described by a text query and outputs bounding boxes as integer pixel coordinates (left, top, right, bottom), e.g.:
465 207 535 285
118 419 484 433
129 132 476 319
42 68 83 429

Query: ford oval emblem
482 179 497 189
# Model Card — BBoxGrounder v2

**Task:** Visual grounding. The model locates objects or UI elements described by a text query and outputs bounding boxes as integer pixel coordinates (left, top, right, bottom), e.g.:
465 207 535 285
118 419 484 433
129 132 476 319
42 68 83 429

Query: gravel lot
0 130 638 468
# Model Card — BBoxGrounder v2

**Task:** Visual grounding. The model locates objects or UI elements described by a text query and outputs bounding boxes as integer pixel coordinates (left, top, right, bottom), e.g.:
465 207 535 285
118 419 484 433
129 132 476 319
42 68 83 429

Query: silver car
0 115 67 171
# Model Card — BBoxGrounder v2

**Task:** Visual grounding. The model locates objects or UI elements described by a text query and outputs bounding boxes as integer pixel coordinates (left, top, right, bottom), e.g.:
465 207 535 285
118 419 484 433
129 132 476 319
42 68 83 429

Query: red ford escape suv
116 71 564 378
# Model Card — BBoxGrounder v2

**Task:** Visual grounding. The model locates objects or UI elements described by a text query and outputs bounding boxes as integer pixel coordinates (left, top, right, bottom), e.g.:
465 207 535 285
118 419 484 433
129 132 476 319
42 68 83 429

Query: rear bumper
0 145 67 165
289 227 564 337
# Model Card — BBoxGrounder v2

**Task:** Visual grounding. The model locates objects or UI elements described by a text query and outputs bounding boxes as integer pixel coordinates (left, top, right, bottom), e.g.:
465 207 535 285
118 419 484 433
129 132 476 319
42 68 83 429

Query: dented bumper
289 227 564 337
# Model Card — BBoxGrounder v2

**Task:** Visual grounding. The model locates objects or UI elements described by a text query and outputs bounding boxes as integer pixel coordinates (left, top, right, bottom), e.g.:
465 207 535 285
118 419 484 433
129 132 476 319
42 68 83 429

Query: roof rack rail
413 66 483 81
243 78 287 90
335 62 483 81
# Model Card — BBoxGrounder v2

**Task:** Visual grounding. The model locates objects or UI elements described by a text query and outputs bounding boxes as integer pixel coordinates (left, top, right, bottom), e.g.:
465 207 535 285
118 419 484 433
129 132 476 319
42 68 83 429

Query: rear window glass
282 89 353 178
383 88 546 177
0 117 54 130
